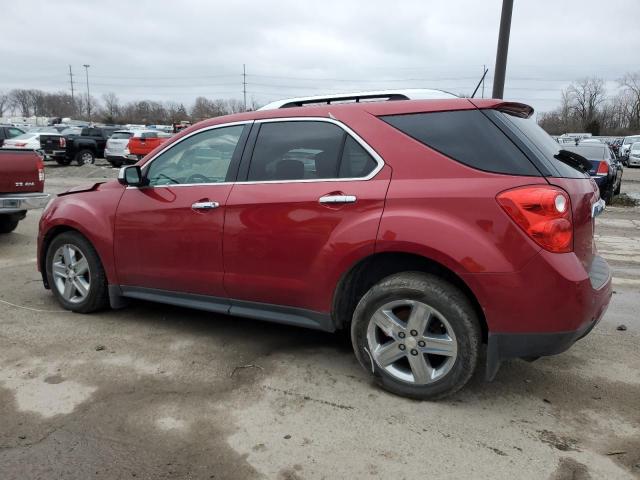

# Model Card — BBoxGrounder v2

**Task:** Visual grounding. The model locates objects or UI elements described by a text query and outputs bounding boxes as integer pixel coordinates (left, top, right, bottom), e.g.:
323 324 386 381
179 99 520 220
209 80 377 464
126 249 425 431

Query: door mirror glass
118 165 145 187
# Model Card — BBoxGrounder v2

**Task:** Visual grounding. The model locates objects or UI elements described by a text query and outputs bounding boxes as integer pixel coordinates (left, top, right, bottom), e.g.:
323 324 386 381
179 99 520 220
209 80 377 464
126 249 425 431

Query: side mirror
118 165 146 187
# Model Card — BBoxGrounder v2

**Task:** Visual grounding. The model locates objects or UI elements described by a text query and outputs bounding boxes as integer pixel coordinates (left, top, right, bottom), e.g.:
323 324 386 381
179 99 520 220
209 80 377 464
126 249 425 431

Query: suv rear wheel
45 231 109 313
351 272 480 399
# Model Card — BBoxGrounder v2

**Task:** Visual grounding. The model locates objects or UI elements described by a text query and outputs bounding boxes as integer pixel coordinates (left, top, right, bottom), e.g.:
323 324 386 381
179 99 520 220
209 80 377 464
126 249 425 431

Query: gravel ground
1 159 639 479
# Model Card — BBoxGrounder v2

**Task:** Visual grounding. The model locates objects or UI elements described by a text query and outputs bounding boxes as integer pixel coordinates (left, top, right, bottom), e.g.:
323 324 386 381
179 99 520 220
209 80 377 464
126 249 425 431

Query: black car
40 126 119 165
563 144 623 203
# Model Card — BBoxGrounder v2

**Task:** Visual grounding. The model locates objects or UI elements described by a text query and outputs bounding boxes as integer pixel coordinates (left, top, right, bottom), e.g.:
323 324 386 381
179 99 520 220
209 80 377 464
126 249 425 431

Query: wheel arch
331 251 488 343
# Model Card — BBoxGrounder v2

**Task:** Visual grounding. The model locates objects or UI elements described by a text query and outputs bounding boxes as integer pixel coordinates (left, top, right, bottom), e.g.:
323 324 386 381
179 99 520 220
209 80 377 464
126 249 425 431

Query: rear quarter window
380 110 540 176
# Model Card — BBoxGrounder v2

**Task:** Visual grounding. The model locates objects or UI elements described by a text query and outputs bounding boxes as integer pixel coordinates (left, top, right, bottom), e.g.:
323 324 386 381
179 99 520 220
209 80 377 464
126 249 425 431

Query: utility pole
68 65 75 104
492 0 513 99
83 64 91 122
242 64 247 112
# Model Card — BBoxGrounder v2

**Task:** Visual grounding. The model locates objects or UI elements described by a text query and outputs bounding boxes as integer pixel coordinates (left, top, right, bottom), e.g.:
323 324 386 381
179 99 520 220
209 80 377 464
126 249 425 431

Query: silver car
628 142 640 167
104 131 133 167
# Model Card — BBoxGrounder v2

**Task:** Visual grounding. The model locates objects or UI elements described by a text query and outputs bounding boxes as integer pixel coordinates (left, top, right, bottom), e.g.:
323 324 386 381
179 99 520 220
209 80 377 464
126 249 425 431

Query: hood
58 182 106 196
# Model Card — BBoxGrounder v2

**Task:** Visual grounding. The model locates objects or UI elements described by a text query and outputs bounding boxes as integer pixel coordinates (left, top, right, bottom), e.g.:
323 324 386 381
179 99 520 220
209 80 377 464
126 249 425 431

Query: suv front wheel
351 272 481 399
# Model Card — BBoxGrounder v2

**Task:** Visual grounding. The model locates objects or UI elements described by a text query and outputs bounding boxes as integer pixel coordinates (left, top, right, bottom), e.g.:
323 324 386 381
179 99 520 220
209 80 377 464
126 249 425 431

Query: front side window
8 128 24 138
247 121 378 181
146 125 244 186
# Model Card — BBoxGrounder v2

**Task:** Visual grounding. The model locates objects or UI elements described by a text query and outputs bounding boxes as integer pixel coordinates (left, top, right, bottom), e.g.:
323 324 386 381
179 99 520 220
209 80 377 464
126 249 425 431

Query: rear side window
247 121 378 181
381 110 540 176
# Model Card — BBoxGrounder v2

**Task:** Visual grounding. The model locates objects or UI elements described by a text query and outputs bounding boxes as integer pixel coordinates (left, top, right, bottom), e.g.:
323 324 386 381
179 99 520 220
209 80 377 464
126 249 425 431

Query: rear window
380 110 540 176
561 146 606 161
111 132 133 140
489 111 587 179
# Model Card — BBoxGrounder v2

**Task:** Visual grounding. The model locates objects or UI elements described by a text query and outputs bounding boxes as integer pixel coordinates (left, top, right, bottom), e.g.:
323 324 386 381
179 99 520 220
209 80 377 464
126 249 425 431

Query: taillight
596 161 608 176
59 137 66 148
15 142 26 147
37 158 45 182
497 186 573 253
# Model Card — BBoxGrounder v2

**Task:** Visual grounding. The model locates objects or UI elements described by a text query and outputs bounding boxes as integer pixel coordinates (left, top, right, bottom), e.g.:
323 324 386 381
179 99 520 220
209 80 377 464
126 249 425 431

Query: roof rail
258 89 458 110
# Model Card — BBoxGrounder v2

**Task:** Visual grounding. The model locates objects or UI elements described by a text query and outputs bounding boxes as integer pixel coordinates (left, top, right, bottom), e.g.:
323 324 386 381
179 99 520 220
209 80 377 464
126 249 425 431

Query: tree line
0 89 259 125
538 72 640 136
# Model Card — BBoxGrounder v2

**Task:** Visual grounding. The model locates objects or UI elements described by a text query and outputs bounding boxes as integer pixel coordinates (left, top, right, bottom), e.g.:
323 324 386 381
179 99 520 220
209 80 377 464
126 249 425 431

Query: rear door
114 122 250 296
223 118 391 313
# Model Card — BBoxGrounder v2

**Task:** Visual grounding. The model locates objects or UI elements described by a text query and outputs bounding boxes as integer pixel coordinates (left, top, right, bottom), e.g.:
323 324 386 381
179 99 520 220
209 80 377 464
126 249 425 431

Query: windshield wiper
554 149 592 173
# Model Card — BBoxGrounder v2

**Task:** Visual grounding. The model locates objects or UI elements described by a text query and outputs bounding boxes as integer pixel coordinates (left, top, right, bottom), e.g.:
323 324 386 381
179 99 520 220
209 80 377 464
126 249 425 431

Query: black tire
75 149 95 166
109 160 123 168
55 157 72 166
351 272 481 400
614 182 621 195
45 231 109 313
603 188 614 204
0 215 19 234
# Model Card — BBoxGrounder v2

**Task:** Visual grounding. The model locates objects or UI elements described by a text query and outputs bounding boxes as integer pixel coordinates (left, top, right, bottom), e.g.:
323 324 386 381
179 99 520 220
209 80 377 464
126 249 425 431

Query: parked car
562 144 623 202
37 90 612 399
620 135 640 161
579 138 602 145
104 130 134 168
0 149 50 233
1 132 44 150
40 126 119 165
628 142 640 167
125 130 172 162
0 125 26 147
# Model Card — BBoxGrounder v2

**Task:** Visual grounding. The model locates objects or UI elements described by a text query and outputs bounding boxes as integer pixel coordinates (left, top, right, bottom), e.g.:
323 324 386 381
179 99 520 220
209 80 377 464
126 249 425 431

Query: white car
1 132 46 150
628 142 640 167
104 130 134 167
620 135 640 158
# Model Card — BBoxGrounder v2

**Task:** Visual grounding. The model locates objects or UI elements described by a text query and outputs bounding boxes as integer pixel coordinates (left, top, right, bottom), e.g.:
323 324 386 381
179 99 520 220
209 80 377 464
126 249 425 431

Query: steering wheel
186 173 210 184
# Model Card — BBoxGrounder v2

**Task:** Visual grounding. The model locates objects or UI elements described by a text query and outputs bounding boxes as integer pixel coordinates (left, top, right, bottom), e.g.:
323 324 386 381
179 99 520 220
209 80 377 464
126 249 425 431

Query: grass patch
611 193 639 207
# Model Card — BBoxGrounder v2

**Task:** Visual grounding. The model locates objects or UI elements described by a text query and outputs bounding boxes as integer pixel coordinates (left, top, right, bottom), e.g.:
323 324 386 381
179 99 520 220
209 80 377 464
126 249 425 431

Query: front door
224 119 391 313
114 123 249 297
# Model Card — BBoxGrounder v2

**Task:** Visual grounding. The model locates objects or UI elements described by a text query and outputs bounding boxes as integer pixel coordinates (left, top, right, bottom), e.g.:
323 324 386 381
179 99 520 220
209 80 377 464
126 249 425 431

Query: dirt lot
1 159 639 480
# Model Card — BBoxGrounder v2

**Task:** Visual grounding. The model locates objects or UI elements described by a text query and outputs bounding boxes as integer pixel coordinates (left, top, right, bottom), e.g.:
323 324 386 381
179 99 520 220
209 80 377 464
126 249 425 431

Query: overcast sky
2 0 639 115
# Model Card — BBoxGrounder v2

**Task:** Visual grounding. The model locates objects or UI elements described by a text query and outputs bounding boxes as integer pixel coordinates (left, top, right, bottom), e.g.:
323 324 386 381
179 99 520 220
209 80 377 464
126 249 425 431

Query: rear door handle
192 201 219 210
319 195 357 204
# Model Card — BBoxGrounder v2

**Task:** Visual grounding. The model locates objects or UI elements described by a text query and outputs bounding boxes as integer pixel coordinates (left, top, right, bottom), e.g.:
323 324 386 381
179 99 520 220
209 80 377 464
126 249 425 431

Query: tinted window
248 121 345 181
381 110 540 176
111 132 133 140
146 125 244 186
339 136 377 178
490 112 586 178
562 145 606 161
141 132 158 139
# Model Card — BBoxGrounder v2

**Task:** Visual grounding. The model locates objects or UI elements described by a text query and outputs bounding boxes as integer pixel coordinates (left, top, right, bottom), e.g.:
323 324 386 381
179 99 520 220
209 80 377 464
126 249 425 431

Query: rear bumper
0 192 51 213
462 252 612 380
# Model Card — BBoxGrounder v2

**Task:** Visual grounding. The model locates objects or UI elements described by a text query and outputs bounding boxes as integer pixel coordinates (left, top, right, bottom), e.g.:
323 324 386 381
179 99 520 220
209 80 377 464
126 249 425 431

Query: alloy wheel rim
366 299 457 385
52 244 91 304
81 153 93 164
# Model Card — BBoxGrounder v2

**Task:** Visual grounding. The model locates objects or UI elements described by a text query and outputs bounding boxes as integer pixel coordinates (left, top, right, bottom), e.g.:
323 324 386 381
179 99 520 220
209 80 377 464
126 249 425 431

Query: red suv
38 90 612 399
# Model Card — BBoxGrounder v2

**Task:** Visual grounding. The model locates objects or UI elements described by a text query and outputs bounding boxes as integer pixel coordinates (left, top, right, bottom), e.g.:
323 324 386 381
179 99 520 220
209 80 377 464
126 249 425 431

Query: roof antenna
471 67 489 98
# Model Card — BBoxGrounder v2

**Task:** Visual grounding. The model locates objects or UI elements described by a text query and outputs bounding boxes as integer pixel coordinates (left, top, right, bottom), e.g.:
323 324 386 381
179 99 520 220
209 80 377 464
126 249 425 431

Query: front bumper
0 192 51 213
629 156 640 166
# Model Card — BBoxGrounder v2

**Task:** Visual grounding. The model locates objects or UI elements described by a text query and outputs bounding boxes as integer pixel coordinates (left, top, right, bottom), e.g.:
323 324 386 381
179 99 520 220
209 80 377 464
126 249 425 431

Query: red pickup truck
125 131 172 162
0 149 50 233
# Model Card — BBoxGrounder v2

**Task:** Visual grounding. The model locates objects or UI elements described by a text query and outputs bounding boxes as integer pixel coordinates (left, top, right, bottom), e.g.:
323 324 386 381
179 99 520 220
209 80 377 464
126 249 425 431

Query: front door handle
192 201 219 210
319 195 357 204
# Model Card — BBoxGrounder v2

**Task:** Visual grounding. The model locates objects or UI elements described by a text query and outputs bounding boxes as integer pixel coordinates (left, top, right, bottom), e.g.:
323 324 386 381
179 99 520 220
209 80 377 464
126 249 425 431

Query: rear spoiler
470 99 534 119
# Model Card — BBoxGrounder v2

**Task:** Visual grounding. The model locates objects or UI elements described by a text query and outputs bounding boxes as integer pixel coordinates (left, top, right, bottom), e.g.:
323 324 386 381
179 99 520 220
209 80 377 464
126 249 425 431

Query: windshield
623 136 640 145
631 143 640 152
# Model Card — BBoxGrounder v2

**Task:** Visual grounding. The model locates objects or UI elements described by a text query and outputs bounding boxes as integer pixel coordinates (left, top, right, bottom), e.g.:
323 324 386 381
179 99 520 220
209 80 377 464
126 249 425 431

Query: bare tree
9 89 33 117
101 92 121 122
619 72 640 130
566 77 606 126
0 91 9 117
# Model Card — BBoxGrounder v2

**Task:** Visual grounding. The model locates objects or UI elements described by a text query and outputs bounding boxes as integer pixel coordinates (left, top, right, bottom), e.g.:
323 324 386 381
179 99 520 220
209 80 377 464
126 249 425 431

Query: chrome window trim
132 117 385 189
239 116 385 184
136 120 253 189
